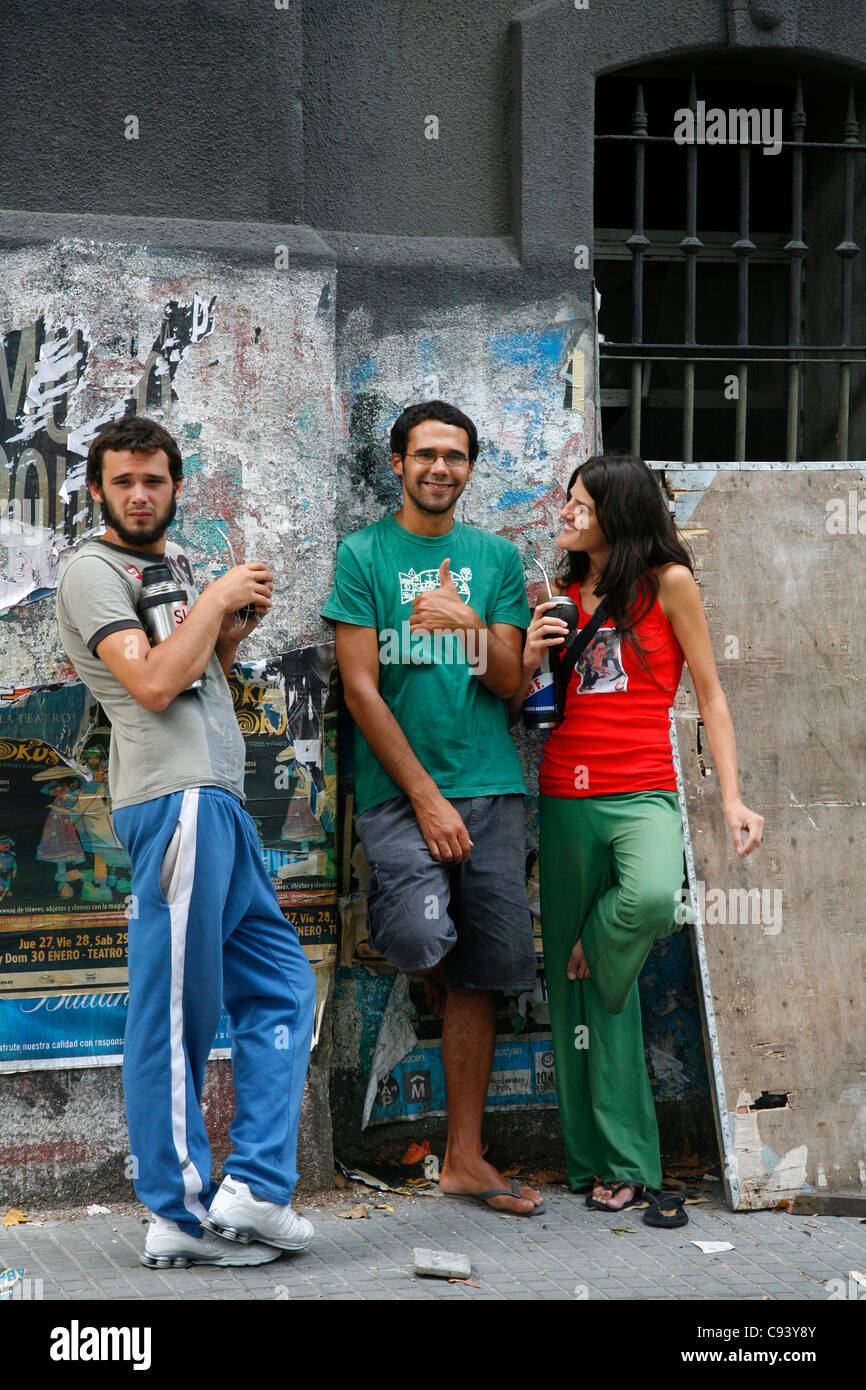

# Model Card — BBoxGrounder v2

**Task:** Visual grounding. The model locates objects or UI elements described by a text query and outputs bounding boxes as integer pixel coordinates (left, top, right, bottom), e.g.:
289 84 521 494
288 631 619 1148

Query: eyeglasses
404 450 470 467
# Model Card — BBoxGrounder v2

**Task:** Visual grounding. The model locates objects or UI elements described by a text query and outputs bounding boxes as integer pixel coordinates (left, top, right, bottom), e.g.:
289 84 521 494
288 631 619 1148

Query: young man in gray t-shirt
56 417 316 1269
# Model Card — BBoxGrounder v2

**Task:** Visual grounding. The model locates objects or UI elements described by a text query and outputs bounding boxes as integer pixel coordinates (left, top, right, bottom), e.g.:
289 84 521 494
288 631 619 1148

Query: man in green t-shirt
322 400 542 1217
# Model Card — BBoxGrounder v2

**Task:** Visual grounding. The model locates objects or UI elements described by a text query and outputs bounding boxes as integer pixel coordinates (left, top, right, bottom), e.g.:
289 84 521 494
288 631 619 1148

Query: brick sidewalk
3 1183 865 1301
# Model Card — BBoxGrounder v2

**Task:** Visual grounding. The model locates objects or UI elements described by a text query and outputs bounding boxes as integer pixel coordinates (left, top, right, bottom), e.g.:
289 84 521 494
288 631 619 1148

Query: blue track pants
112 785 316 1236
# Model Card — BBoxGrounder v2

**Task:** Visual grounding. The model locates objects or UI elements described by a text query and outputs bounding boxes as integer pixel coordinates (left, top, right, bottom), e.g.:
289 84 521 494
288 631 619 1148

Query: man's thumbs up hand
438 557 457 593
410 555 476 634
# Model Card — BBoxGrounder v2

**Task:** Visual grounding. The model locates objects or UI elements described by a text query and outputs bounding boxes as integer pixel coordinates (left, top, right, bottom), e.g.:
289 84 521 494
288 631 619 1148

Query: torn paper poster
0 513 62 612
0 680 95 773
1 300 217 613
366 1034 561 1126
362 974 418 1130
650 1045 687 1089
310 961 332 1050
6 323 91 446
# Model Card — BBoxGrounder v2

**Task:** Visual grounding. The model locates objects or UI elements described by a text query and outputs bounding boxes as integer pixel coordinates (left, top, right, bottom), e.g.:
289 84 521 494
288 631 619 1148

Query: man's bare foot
439 1155 543 1215
590 1180 642 1210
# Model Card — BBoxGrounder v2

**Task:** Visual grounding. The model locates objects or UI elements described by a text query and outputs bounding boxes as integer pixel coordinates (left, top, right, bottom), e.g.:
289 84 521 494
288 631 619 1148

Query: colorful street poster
368 1035 560 1125
230 645 339 968
0 719 132 996
0 992 239 1073
0 644 338 1070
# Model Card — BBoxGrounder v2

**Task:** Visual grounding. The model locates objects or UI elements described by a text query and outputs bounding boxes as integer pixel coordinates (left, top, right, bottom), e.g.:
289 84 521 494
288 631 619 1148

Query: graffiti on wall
0 296 216 612
330 300 710 1123
336 307 595 567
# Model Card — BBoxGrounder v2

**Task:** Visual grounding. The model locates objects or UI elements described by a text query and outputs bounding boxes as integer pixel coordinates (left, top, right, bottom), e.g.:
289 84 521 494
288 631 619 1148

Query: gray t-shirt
56 538 246 810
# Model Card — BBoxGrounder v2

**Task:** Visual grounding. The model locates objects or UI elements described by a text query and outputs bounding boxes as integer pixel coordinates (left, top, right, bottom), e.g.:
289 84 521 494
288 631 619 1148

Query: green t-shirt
322 514 530 813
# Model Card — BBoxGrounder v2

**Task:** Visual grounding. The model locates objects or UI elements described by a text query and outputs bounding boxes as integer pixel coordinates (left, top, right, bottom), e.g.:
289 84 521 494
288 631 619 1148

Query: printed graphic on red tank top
539 579 685 798
573 626 628 694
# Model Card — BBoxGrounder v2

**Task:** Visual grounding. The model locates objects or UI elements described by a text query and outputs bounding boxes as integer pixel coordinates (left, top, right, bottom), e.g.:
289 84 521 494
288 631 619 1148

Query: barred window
594 65 866 462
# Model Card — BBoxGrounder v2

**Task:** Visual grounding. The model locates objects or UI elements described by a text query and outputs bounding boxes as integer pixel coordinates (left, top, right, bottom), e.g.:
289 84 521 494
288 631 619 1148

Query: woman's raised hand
523 599 570 674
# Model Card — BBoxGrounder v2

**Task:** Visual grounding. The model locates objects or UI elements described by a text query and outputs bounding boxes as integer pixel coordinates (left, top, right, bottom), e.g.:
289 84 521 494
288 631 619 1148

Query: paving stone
412 1246 472 1279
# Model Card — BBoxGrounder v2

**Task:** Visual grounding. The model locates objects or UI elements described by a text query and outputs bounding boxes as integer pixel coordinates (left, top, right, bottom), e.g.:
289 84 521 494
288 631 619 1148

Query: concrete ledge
0 211 335 266
319 230 521 271
0 1049 334 1209
0 210 532 275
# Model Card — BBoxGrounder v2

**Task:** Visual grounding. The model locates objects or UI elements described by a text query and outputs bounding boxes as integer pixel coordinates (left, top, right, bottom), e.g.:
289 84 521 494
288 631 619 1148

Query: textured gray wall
303 0 515 236
4 0 866 259
2 0 303 222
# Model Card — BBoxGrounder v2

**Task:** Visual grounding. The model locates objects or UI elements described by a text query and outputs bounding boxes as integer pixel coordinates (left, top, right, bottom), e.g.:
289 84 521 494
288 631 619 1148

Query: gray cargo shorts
356 793 537 992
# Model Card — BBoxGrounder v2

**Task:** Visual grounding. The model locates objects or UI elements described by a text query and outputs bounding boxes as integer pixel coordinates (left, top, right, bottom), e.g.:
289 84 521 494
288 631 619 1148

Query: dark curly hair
86 417 183 489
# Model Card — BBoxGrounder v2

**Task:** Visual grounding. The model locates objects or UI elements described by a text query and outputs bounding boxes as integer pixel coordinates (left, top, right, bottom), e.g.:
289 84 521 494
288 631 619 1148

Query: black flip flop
642 1190 689 1229
585 1181 646 1212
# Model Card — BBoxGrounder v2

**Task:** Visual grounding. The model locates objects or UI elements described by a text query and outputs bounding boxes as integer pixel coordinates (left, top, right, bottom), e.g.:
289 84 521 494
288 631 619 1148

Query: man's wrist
408 778 441 811
444 605 482 637
197 586 228 623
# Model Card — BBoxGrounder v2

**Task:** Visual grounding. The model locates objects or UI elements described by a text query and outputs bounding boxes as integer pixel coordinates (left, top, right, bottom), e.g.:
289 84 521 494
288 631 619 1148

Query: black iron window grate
595 71 866 463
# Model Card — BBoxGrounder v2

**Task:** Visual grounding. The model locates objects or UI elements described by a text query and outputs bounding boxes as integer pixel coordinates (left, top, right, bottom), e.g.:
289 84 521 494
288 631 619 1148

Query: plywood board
671 468 866 1209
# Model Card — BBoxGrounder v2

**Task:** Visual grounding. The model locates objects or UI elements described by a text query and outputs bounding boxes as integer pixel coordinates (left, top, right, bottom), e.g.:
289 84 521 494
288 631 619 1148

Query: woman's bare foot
590 1180 641 1210
566 937 591 981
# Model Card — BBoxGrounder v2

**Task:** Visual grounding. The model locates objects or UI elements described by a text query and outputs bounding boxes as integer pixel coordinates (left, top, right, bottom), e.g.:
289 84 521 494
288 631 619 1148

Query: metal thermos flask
138 563 204 693
522 596 580 730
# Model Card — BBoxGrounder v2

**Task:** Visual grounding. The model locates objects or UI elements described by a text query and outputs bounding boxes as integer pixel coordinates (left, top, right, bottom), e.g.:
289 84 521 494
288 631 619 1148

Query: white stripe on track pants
112 785 316 1235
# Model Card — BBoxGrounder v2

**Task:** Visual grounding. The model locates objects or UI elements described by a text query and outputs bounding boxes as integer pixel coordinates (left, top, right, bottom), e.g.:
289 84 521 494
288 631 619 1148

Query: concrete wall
0 236 337 672
0 237 339 1207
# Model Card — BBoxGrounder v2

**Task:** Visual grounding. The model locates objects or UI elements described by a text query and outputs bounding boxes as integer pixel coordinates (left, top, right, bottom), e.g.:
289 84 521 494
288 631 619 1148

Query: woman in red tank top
512 455 763 1226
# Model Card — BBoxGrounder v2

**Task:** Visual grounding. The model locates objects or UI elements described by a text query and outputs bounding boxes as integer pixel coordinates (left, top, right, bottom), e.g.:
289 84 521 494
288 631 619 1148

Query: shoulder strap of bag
556 599 609 690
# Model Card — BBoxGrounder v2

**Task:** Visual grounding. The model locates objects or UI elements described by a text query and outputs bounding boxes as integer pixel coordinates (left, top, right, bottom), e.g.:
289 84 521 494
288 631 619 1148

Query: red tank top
538 576 685 798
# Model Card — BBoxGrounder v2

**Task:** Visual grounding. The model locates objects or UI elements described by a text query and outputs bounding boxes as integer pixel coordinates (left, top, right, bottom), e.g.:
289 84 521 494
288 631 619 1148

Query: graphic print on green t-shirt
322 515 530 813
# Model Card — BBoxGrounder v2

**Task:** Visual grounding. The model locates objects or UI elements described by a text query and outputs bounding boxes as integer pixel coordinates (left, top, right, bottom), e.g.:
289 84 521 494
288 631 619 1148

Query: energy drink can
521 596 580 729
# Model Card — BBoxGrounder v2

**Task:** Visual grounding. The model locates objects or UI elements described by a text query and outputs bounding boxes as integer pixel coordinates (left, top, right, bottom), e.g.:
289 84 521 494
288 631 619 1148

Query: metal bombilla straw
215 526 257 630
534 557 553 600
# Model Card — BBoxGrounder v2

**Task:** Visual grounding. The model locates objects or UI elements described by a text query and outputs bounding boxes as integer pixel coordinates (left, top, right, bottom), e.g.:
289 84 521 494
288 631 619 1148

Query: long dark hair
557 453 694 671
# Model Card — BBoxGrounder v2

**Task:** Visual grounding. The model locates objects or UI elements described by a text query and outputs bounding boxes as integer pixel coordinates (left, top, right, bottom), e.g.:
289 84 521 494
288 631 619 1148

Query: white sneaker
200 1176 314 1252
140 1215 283 1269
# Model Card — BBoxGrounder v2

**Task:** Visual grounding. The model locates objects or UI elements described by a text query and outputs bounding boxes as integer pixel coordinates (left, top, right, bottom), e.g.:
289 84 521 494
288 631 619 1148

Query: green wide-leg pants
539 790 685 1192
